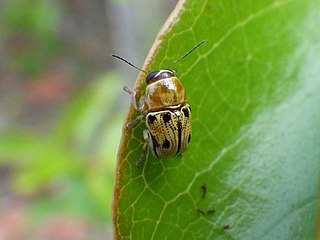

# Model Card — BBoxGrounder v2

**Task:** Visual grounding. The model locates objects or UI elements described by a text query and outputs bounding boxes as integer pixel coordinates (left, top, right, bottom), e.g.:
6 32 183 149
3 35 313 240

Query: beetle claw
126 121 136 129
123 86 132 94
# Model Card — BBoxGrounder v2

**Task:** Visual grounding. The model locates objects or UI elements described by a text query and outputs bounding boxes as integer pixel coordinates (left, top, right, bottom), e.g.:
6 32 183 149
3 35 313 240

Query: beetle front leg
123 86 139 110
123 86 145 111
136 141 147 167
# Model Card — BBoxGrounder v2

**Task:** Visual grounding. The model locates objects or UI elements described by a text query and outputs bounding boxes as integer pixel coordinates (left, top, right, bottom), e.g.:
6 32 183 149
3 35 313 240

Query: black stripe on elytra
176 112 182 155
150 134 160 157
182 107 190 118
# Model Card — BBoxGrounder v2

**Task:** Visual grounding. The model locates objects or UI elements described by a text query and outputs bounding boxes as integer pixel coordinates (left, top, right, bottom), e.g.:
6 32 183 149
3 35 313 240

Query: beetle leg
136 140 147 167
123 86 138 109
135 129 151 167
126 114 144 128
123 86 146 111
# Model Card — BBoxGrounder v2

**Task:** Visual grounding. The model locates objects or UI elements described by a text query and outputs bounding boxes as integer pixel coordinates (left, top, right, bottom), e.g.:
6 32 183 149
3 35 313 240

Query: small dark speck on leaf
196 208 205 216
206 209 215 215
223 225 231 230
201 183 207 199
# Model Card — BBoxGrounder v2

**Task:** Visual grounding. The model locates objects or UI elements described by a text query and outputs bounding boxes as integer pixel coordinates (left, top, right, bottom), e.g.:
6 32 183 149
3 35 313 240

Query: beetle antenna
166 40 205 70
111 54 147 74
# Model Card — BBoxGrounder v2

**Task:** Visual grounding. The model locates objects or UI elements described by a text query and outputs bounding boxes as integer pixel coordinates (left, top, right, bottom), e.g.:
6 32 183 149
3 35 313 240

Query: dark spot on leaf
196 208 205 216
201 183 207 199
223 225 231 230
206 209 215 215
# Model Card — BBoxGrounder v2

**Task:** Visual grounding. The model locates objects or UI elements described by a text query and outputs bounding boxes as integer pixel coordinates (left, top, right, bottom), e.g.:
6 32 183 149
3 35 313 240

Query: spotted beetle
112 40 204 166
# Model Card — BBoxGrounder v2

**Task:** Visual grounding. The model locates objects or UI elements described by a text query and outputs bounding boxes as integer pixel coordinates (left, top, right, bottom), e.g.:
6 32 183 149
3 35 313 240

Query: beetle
112 40 205 166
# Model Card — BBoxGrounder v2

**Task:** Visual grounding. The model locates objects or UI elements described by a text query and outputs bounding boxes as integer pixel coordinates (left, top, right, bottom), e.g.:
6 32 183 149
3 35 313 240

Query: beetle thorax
144 77 187 111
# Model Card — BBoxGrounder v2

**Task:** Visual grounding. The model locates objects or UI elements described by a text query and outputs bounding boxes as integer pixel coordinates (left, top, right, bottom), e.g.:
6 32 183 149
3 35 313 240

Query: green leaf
113 0 320 239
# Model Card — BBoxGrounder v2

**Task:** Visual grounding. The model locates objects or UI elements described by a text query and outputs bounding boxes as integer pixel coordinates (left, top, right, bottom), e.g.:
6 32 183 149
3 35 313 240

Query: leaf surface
113 0 320 239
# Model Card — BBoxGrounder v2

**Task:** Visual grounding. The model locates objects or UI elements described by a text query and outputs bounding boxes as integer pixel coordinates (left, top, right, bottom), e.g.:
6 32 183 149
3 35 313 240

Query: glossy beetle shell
144 73 187 111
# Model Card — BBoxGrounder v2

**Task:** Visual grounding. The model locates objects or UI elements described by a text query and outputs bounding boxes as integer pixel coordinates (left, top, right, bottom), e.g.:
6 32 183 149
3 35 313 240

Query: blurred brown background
0 0 176 239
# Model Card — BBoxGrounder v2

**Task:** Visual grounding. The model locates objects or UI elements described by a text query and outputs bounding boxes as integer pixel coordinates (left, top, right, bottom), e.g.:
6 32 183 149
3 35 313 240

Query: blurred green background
0 0 176 239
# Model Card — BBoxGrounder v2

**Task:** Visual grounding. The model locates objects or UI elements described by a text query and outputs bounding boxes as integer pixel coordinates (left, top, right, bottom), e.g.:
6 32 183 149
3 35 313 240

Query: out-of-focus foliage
3 0 62 75
0 0 131 239
0 73 123 221
0 0 177 238
0 28 124 235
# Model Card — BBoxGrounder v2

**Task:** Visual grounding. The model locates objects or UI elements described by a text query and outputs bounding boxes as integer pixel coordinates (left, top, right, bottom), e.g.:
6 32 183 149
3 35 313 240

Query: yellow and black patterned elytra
112 40 204 166
145 104 191 158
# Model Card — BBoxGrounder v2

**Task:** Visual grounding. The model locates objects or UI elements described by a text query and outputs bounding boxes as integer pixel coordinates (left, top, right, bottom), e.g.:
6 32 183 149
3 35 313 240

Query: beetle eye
146 70 175 84
146 70 159 84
